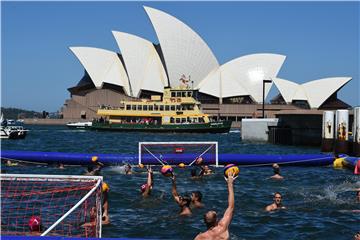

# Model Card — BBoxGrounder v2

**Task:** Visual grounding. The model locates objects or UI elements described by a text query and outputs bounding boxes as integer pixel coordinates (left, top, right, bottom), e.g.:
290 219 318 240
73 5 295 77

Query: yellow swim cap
91 156 98 162
178 163 185 168
102 182 110 192
138 163 144 168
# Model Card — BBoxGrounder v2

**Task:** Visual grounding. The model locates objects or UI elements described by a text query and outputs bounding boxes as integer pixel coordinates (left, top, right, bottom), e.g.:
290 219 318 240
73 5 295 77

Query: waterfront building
61 6 351 125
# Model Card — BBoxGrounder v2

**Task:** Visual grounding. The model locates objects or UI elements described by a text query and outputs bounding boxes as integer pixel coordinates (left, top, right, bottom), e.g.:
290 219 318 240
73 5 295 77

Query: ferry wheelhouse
92 87 231 133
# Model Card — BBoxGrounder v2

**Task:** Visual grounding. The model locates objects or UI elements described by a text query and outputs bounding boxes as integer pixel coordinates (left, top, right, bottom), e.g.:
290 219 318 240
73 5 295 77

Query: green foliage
0 107 42 119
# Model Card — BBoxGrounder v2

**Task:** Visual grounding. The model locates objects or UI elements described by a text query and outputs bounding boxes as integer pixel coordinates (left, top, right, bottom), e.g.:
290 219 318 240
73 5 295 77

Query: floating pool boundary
1 150 335 166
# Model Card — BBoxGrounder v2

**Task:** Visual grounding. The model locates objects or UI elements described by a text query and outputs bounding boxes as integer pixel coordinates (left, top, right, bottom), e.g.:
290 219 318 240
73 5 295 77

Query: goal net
139 141 218 166
0 174 103 238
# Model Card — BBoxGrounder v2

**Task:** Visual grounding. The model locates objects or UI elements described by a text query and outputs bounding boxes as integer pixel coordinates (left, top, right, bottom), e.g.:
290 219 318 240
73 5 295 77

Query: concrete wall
241 118 279 141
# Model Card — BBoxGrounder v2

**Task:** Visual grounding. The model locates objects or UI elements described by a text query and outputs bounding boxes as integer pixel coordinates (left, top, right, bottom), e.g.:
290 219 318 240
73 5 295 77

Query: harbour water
1 125 359 239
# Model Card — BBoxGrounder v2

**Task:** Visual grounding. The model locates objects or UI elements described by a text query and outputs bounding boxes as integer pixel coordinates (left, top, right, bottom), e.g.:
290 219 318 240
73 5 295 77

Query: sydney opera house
61 6 352 122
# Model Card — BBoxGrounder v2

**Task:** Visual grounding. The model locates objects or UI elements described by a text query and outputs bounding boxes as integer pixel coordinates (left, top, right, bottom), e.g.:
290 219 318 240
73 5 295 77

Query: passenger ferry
92 87 231 133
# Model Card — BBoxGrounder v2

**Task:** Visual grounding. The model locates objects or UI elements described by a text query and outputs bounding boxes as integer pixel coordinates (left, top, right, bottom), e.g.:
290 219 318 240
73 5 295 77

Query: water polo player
141 166 153 197
171 174 192 216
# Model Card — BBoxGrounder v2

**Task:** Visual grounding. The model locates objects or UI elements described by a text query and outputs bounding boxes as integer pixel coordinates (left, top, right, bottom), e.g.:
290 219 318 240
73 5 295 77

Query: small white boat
1 126 29 139
66 121 92 129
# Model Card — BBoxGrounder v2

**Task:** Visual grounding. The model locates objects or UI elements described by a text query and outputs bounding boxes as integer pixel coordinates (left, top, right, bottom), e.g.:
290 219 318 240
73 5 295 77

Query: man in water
270 164 284 180
194 171 236 240
265 192 286 212
84 157 104 176
171 174 192 216
124 164 132 175
191 191 204 208
141 166 153 197
28 216 42 236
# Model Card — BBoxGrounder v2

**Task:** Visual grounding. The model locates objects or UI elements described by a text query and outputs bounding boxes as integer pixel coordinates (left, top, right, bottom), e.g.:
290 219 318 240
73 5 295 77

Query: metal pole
262 80 265 118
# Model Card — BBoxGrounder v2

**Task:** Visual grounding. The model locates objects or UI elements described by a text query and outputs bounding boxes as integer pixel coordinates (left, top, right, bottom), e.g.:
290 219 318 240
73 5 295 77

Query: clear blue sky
1 1 359 112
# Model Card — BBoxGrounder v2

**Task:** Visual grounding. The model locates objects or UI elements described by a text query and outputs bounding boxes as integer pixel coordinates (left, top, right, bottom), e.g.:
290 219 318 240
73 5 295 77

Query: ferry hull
91 121 232 133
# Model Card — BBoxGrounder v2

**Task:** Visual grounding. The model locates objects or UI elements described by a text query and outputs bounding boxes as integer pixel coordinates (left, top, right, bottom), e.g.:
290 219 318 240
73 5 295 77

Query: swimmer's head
179 195 191 207
272 164 280 174
204 210 217 229
125 164 132 173
191 191 202 202
140 183 148 193
274 192 282 205
28 216 42 232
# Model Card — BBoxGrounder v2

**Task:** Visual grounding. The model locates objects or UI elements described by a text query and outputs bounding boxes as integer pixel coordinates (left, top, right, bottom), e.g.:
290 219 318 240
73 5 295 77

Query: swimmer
58 163 65 169
191 167 205 180
191 191 204 208
84 157 104 176
200 165 213 176
195 171 236 240
124 164 132 175
265 192 286 212
28 216 42 236
171 174 192 216
356 189 360 202
5 160 18 166
141 166 153 197
355 232 360 240
270 164 284 180
102 182 110 225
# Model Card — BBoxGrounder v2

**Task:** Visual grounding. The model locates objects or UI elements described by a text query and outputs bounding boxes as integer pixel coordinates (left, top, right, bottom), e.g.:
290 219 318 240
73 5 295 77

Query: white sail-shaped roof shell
144 6 219 89
273 77 352 108
302 77 351 108
112 31 168 97
199 54 286 101
70 47 130 95
272 78 302 103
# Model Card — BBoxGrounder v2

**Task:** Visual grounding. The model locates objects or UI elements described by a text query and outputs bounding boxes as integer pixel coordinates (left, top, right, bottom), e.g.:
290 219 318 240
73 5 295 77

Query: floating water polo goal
138 141 218 166
0 174 103 238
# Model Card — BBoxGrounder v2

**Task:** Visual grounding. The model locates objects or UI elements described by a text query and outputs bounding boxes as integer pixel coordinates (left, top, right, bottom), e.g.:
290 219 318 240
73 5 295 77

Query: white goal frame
138 141 218 167
0 174 103 237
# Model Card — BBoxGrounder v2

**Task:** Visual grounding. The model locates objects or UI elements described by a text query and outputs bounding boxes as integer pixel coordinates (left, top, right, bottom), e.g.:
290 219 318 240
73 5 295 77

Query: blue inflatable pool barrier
343 156 360 170
1 150 335 166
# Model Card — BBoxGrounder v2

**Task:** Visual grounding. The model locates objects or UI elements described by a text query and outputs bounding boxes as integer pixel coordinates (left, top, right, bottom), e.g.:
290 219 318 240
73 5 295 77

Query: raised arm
142 167 153 197
218 171 235 228
171 174 181 204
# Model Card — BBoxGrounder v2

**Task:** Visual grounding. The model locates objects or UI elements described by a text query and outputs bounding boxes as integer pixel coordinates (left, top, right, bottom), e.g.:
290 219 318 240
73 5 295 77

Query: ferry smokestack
353 107 360 156
321 111 334 152
334 109 349 154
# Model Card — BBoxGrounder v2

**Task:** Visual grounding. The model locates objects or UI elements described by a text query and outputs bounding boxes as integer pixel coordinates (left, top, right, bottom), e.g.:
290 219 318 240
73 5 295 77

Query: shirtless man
141 166 153 197
194 171 236 240
265 192 286 212
270 164 284 180
171 174 192 216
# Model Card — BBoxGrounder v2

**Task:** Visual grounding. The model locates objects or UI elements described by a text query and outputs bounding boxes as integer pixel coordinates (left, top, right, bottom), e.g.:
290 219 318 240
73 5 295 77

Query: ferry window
182 92 186 97
137 105 142 111
171 92 176 97
176 118 181 123
154 105 159 111
199 117 205 123
176 92 181 97
165 105 170 111
176 105 181 111
188 105 194 110
132 105 136 110
170 105 175 111
170 117 174 123
126 105 131 110
182 118 186 123
160 105 164 111
193 118 198 123
187 92 192 97
149 105 153 111
143 105 148 111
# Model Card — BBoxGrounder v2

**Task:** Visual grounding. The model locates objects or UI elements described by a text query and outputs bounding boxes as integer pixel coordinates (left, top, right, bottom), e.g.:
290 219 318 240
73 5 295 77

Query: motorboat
0 125 28 139
66 121 93 129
